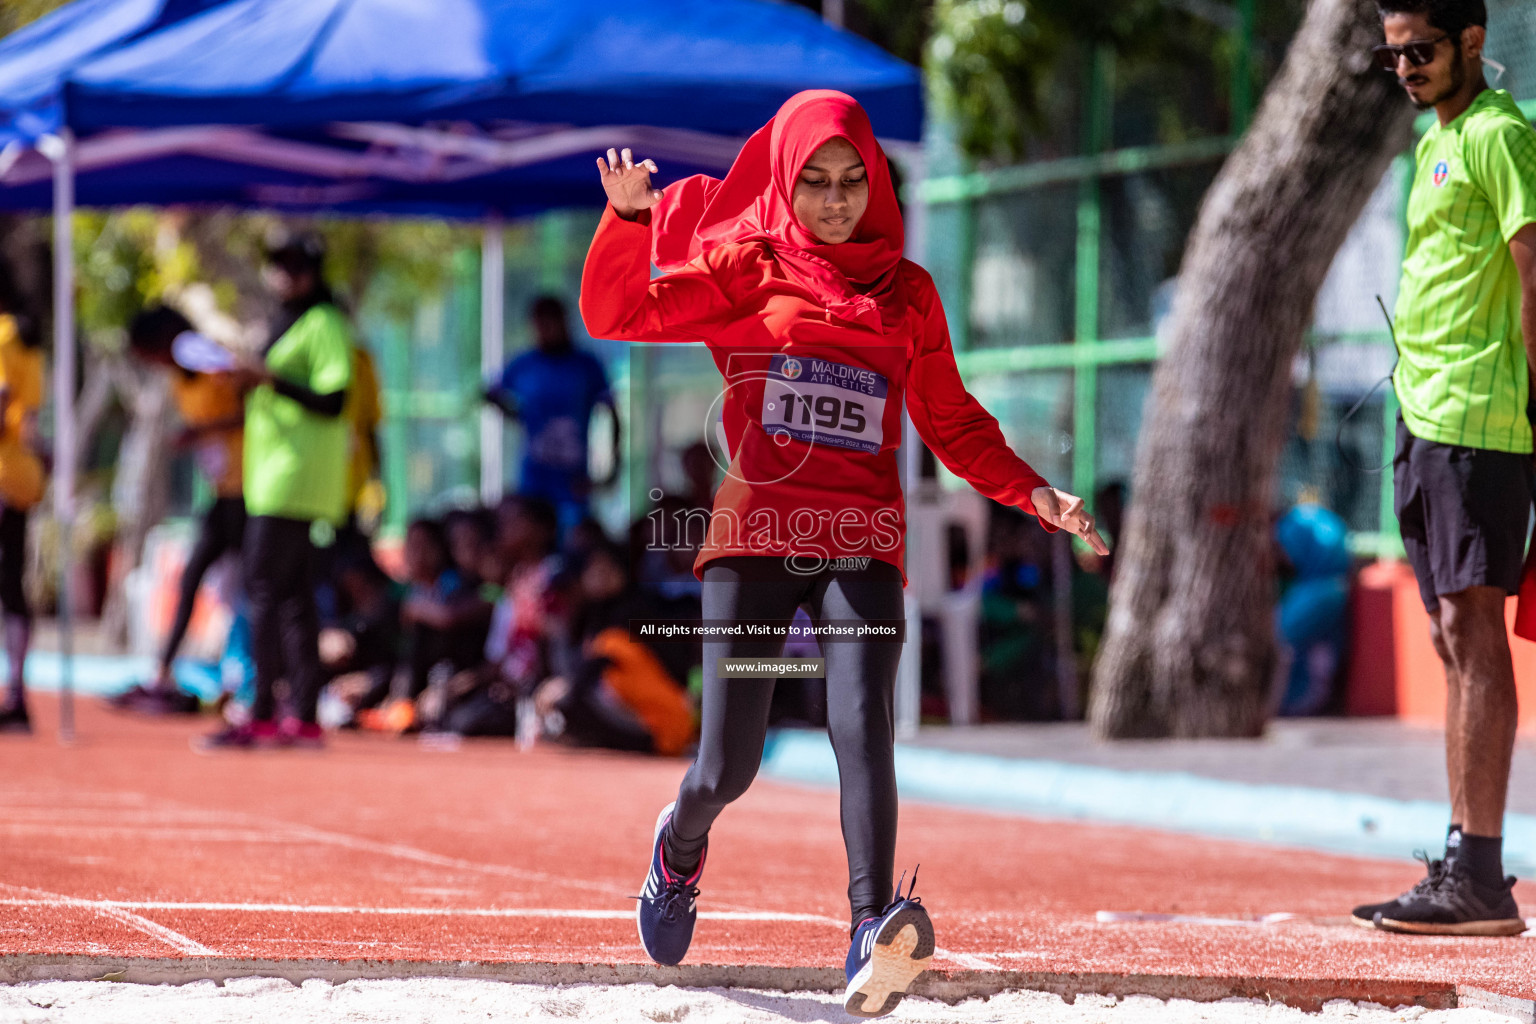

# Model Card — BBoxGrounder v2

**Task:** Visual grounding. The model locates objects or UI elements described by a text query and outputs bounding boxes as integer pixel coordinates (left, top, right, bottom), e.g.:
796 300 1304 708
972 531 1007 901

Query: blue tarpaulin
62 0 922 141
0 0 922 215
0 0 228 144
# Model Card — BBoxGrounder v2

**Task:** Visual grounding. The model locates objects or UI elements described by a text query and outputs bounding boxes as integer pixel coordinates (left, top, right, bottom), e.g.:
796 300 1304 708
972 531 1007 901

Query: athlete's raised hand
598 147 662 220
1031 486 1111 556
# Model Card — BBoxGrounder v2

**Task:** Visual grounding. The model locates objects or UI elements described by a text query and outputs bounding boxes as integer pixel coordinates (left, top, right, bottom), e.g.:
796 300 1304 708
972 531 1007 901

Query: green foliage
74 211 163 349
847 0 932 66
64 208 474 348
317 218 477 322
928 0 1306 164
927 0 1068 162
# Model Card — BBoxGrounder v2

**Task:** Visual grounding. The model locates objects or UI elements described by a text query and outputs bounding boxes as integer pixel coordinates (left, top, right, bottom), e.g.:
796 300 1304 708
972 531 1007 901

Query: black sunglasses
1372 33 1449 70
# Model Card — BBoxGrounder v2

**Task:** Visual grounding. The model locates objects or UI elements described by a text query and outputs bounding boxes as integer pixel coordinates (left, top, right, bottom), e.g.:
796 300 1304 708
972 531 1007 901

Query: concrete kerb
0 954 1501 1014
758 731 1536 874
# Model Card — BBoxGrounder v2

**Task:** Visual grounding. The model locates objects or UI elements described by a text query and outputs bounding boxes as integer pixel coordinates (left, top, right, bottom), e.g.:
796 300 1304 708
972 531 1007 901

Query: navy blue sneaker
636 802 706 966
844 869 935 1018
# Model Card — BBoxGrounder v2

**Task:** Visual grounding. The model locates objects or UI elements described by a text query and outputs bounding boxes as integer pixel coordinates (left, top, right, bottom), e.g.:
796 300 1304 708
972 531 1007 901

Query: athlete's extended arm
580 149 733 343
906 280 1108 554
1510 224 1536 379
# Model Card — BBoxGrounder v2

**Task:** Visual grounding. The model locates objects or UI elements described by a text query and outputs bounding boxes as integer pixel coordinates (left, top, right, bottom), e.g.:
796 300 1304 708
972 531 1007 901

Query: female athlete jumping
581 90 1107 1018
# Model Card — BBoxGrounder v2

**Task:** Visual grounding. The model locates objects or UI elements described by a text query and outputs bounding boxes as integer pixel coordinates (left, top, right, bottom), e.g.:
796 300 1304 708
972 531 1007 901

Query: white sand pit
0 979 1522 1024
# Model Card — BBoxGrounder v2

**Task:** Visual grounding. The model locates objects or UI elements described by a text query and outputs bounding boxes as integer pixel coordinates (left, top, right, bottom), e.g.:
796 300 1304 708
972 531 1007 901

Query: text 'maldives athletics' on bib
760 354 888 454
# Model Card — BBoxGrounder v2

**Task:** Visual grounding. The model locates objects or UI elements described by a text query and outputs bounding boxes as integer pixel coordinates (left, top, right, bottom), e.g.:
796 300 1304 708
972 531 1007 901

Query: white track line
2 791 997 967
0 895 995 967
0 899 834 924
0 825 325 842
0 884 217 956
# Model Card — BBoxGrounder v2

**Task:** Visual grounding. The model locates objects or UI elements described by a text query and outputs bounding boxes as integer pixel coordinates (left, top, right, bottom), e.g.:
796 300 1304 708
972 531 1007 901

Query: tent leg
480 214 505 506
895 410 922 741
43 130 76 744
894 147 929 742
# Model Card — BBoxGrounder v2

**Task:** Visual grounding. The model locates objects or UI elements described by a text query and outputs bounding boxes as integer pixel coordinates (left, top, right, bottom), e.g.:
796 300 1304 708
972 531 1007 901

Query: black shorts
0 507 26 618
1394 416 1533 613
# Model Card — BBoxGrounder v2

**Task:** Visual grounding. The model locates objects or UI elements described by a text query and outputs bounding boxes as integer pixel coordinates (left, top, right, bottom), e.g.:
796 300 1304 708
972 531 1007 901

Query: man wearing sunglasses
1352 0 1536 937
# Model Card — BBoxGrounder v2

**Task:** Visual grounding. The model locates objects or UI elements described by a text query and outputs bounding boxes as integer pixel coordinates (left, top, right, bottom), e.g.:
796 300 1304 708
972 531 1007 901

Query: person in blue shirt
1273 504 1352 717
485 296 620 532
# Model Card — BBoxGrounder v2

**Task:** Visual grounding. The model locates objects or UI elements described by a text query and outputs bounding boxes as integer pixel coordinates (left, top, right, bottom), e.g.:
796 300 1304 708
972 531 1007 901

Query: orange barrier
1346 560 1536 733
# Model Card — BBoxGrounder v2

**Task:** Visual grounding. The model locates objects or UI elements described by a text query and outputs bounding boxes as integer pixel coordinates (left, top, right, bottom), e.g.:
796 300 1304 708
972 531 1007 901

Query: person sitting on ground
444 507 500 594
1273 503 1351 717
417 496 563 736
533 540 695 756
114 305 246 716
399 516 492 706
318 549 404 725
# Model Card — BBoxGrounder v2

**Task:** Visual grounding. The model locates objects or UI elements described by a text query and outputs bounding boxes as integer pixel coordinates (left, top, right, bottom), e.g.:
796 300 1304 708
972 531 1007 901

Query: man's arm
483 386 518 420
1513 224 1536 378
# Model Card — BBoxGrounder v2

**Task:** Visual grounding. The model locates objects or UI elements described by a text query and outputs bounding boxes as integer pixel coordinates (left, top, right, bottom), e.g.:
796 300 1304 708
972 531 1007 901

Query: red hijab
650 90 907 333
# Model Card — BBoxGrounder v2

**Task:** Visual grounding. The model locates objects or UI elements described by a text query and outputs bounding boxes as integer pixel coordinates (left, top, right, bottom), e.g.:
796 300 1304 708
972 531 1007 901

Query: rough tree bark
1088 0 1415 738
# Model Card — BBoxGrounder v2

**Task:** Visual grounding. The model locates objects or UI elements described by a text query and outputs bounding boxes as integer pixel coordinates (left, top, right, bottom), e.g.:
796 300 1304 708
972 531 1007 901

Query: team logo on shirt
1433 160 1450 187
781 358 803 380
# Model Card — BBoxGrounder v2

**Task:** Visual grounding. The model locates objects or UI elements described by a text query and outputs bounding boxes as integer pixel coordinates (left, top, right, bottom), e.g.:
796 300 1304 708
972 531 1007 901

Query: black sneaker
1376 861 1527 936
843 869 935 1019
0 700 30 735
1351 852 1449 928
110 684 201 716
635 802 705 966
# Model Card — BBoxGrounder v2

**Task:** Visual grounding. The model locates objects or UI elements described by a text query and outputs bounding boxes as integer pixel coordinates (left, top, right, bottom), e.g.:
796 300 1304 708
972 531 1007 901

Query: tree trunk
1088 0 1414 738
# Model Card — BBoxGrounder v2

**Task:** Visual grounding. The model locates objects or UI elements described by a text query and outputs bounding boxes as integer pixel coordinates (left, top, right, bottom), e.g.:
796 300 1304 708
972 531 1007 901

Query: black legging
663 555 905 930
244 514 323 725
161 496 246 668
0 506 29 619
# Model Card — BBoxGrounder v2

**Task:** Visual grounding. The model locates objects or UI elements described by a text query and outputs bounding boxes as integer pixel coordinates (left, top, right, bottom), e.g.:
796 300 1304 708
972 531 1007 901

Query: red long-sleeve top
581 204 1051 582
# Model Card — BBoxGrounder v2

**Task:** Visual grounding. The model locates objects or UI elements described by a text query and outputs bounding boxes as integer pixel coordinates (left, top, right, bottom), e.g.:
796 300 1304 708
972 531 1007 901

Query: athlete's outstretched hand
598 147 662 220
1031 486 1111 556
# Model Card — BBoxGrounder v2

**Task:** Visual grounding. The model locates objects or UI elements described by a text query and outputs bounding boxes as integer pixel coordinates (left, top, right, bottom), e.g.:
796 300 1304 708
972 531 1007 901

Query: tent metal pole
893 148 928 742
44 130 76 743
480 214 505 506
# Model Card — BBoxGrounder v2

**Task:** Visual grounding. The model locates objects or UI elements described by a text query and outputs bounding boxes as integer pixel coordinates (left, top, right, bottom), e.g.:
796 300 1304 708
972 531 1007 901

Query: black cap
264 228 326 275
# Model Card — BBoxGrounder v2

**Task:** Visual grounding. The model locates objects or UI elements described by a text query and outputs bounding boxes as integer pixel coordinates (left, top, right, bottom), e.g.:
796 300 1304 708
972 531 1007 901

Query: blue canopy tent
0 0 925 737
0 0 229 146
61 0 921 138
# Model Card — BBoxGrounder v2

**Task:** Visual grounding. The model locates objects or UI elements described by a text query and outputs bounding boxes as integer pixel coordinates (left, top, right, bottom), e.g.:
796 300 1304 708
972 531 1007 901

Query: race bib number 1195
760 354 887 454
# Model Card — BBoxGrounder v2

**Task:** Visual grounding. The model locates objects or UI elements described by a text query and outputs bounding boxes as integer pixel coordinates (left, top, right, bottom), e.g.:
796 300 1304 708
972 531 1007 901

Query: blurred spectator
978 507 1056 720
533 541 695 755
1274 503 1352 717
114 305 244 716
344 341 384 535
316 339 385 621
679 440 717 513
200 230 353 749
1093 480 1127 581
632 492 707 607
319 549 403 724
0 263 43 734
417 495 562 737
399 516 493 706
444 506 498 590
484 296 619 535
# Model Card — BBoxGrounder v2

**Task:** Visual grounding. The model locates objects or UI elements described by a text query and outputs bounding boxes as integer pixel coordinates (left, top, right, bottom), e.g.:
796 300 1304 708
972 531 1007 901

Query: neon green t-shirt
1393 89 1536 454
243 303 355 523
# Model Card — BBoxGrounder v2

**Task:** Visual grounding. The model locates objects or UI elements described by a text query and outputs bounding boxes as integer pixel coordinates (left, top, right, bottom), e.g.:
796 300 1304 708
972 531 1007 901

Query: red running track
2 696 1534 1000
